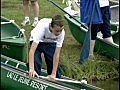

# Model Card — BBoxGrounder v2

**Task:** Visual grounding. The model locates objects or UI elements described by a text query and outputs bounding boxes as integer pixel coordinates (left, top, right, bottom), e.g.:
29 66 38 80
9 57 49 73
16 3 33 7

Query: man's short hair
51 15 64 28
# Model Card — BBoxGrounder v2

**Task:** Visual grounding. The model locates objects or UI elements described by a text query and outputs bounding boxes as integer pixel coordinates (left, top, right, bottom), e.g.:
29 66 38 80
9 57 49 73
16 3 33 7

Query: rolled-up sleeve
56 30 65 47
30 20 45 43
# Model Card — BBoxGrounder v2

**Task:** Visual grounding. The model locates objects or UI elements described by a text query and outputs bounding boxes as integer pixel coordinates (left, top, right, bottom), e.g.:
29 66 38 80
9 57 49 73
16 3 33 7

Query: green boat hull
1 16 27 62
1 55 103 90
64 14 119 60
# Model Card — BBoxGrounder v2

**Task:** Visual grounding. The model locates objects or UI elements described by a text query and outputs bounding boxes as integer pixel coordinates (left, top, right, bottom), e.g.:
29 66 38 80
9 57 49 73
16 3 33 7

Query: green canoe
64 14 119 60
1 54 103 90
1 16 27 62
62 0 119 60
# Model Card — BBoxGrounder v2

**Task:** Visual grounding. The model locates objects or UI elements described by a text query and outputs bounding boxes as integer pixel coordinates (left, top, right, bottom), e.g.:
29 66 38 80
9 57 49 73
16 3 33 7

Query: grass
1 0 119 82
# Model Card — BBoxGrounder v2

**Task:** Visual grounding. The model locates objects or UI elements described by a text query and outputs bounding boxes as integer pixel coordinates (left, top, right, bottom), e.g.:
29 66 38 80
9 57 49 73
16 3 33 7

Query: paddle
48 0 88 29
79 0 97 64
39 76 103 90
39 75 87 84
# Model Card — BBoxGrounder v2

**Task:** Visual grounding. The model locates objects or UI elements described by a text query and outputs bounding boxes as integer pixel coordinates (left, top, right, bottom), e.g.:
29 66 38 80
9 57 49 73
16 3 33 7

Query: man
80 0 113 63
28 15 65 80
21 0 39 27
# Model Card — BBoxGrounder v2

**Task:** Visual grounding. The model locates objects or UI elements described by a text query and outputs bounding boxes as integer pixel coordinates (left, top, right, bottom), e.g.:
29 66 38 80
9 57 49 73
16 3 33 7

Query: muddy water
90 79 119 90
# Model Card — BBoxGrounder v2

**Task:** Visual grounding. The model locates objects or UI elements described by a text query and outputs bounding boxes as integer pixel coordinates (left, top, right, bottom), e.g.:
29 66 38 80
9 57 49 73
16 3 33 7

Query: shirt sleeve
31 19 46 43
56 29 65 47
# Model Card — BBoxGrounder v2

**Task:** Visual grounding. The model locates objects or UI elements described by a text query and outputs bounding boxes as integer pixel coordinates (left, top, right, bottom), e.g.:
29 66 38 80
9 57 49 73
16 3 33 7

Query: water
89 79 119 90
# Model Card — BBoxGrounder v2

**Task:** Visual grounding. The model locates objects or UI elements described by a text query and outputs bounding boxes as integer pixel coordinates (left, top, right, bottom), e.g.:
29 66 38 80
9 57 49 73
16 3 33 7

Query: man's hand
29 69 39 79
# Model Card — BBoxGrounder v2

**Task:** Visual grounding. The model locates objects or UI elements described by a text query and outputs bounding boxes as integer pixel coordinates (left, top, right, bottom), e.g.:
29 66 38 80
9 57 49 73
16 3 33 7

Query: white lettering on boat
6 71 48 90
30 81 48 90
7 71 18 81
18 76 30 86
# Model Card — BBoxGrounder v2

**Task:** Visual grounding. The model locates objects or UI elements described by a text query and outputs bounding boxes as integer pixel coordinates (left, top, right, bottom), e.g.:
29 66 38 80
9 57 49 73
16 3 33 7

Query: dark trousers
90 6 111 40
27 41 62 78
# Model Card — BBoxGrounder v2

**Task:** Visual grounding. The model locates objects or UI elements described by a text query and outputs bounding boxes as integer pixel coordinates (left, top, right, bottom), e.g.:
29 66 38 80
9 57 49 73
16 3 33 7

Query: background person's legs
31 0 39 27
90 24 100 56
23 0 30 18
90 40 95 56
100 6 113 43
104 37 113 43
21 0 31 26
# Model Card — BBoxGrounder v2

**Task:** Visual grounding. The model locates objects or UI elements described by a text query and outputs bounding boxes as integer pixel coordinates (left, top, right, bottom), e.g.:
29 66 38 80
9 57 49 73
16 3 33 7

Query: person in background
28 15 65 80
80 0 113 61
21 0 39 27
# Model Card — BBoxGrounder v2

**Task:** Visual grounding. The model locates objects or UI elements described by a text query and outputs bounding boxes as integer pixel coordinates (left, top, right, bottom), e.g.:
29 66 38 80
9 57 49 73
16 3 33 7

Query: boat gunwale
1 16 27 41
1 54 48 73
1 54 104 90
1 16 27 46
1 63 77 90
1 16 21 30
64 14 119 48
